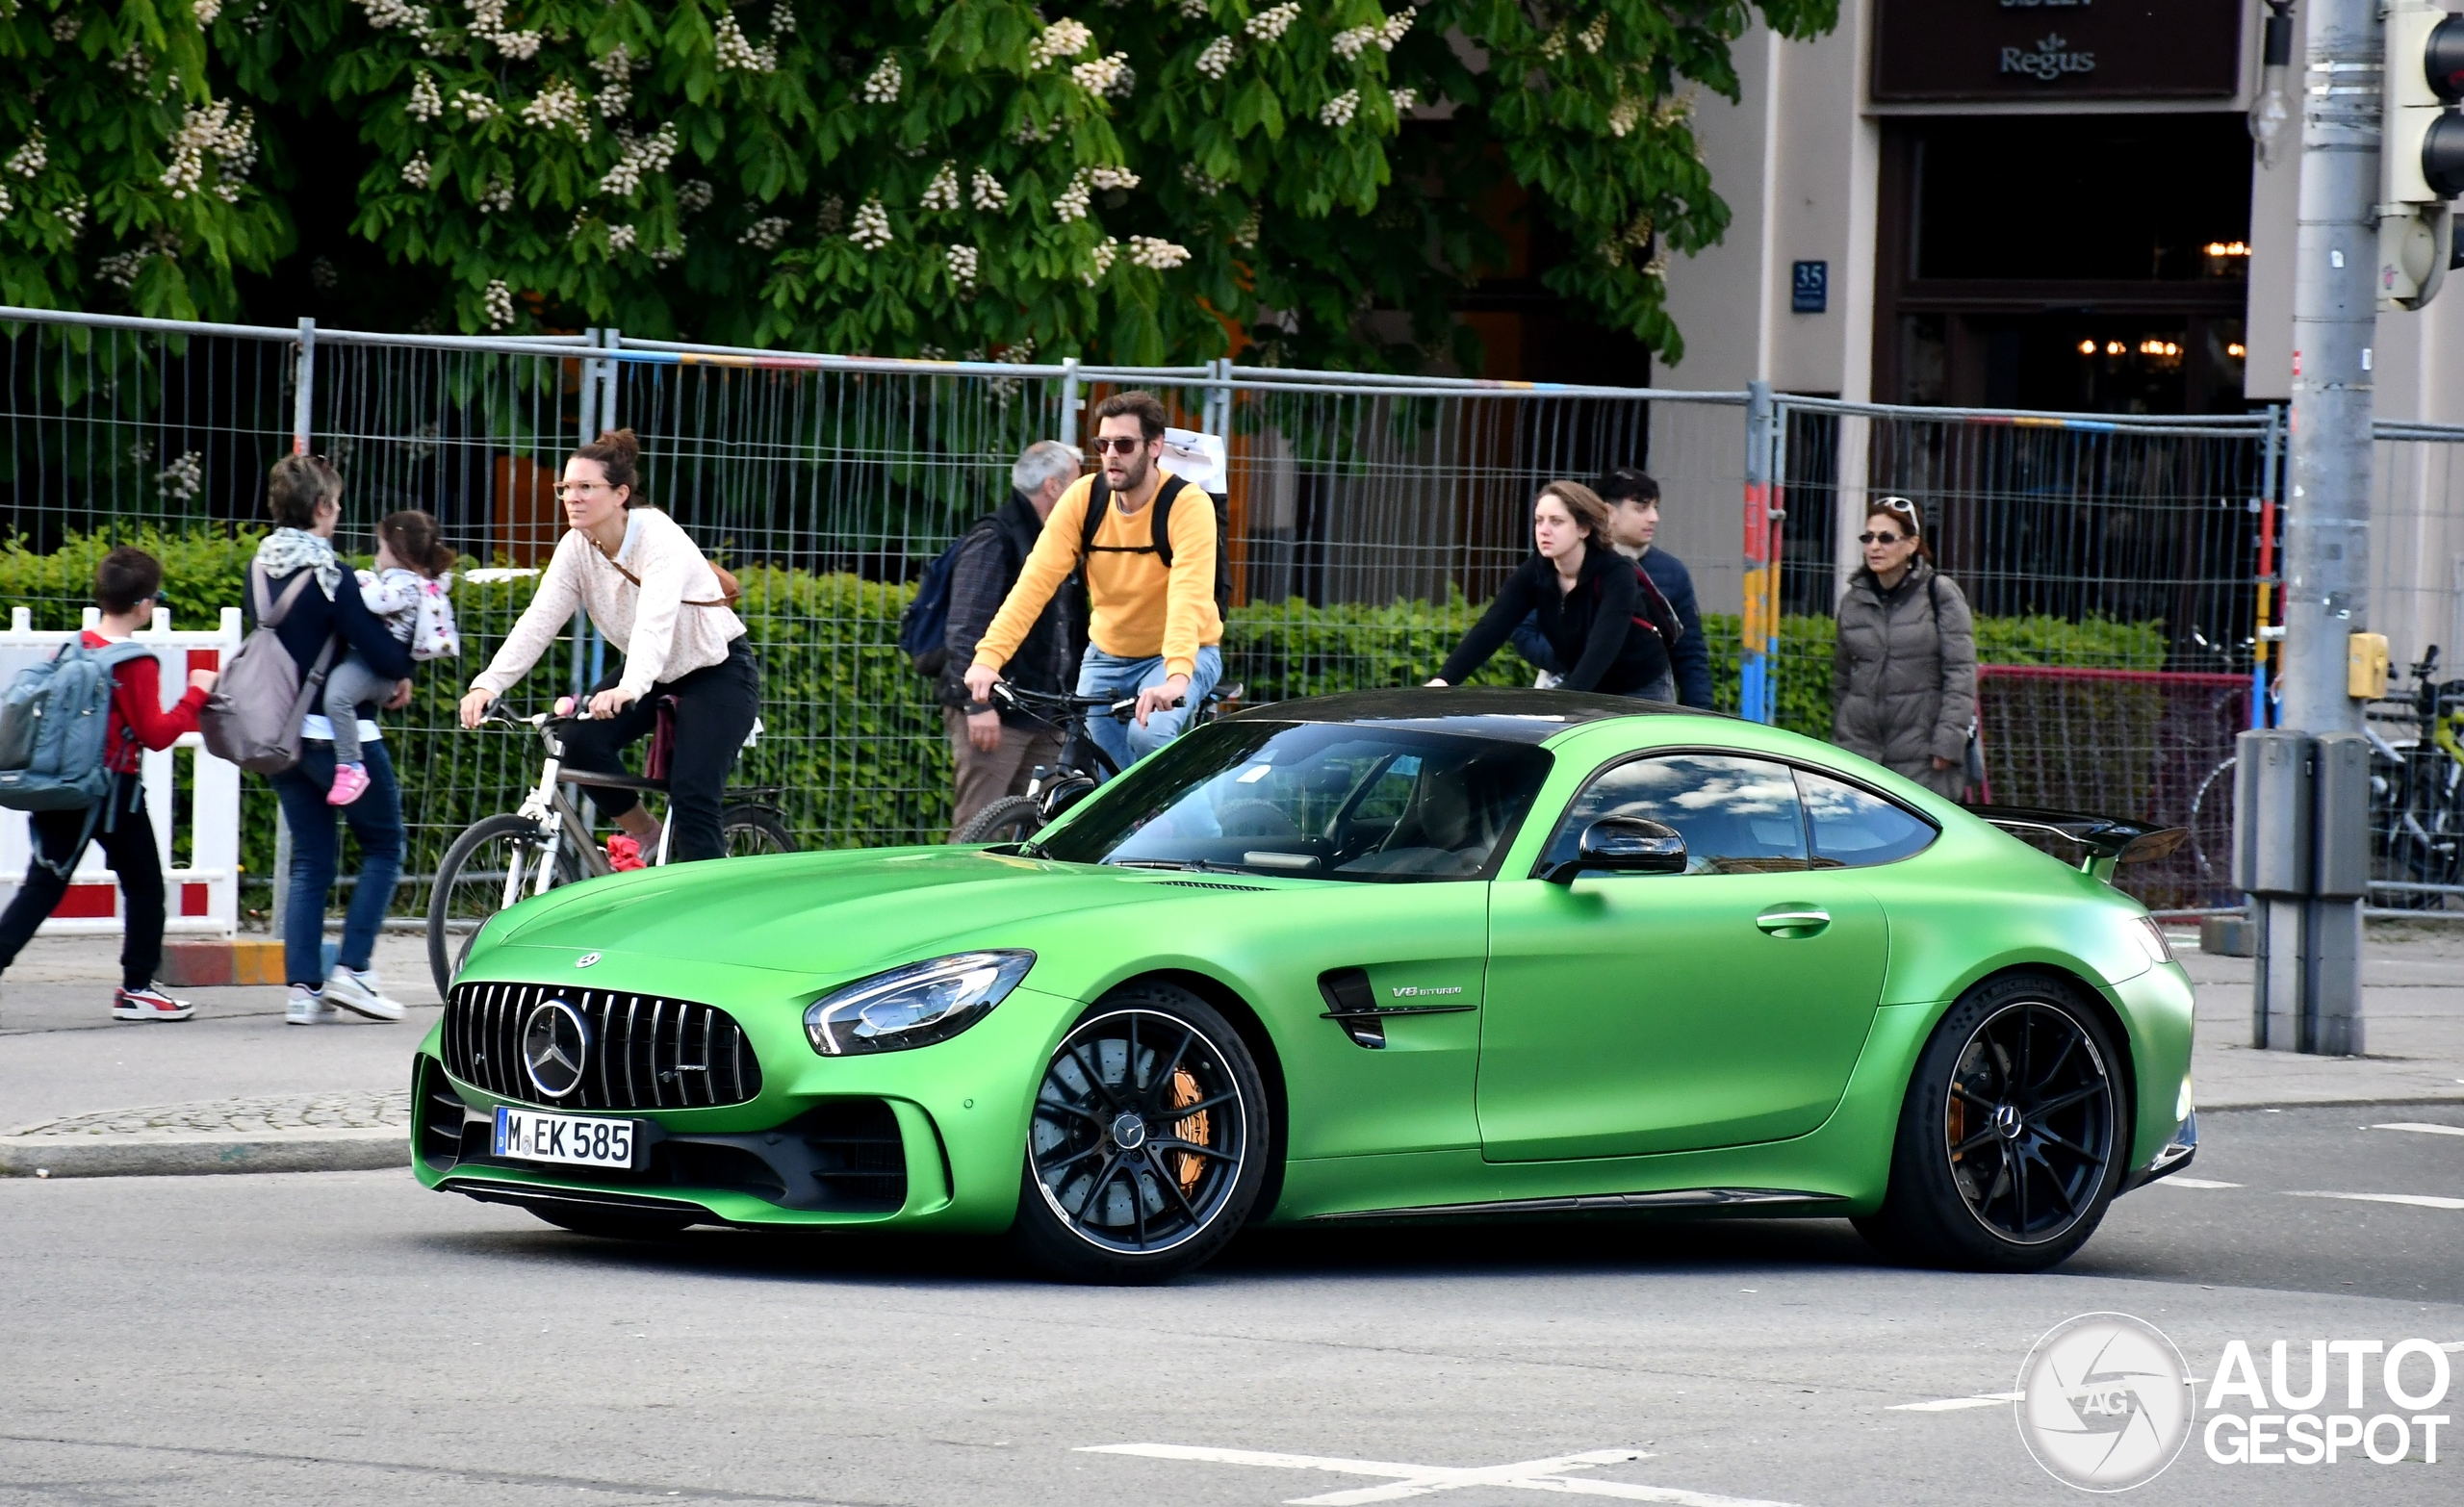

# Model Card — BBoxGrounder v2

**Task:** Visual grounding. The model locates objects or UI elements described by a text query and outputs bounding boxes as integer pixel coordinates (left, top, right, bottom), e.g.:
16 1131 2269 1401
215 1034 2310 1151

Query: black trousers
0 774 165 990
558 639 759 864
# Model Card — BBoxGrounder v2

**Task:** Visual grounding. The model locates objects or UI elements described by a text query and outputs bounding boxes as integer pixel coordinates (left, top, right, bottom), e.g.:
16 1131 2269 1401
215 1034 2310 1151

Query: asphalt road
1 1104 2456 1507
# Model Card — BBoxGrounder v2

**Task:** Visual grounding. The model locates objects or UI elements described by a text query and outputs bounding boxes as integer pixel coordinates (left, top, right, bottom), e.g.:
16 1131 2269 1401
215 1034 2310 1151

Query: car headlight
803 951 1034 1056
2131 914 2177 967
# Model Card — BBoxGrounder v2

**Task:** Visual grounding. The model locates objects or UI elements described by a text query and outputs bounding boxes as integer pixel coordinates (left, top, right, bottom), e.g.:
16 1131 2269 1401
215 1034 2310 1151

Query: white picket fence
0 607 245 937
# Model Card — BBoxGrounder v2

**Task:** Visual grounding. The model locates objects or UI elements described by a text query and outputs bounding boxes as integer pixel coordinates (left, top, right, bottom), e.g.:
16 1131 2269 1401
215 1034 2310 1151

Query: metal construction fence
3 305 2460 918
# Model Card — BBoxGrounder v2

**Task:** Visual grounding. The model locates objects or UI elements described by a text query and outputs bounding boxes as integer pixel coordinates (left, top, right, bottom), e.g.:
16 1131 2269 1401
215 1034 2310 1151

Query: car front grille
444 981 764 1111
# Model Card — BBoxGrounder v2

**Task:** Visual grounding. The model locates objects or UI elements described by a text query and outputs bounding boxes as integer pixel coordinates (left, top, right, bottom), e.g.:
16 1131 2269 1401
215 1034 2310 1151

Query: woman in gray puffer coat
1833 497 1977 800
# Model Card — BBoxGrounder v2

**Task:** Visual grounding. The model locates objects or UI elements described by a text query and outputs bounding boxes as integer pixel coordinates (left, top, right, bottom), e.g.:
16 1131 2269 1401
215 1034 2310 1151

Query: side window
1543 754 1808 876
1797 768 1938 867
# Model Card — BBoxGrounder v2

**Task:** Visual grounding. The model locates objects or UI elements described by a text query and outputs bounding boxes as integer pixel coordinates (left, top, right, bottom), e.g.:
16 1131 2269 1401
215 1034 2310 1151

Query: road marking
2150 1177 2242 1188
1077 1443 1805 1506
2372 1122 2464 1137
2286 1191 2464 1211
1887 1392 2024 1412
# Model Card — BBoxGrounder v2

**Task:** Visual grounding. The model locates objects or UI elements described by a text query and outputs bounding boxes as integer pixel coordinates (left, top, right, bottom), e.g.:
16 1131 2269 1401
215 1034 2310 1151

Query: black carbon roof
1224 686 1716 744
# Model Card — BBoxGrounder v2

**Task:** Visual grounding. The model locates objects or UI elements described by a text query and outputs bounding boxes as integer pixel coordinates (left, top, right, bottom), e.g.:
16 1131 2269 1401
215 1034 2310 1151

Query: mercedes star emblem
521 998 591 1099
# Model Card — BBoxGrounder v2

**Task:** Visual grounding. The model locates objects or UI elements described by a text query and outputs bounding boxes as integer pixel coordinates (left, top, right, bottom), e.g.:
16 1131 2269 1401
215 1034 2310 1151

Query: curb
0 1127 409 1179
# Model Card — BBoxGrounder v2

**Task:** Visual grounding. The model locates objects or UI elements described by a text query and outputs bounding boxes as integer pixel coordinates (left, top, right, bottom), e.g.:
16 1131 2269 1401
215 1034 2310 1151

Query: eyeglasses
553 481 606 498
1090 436 1147 455
1858 531 1907 545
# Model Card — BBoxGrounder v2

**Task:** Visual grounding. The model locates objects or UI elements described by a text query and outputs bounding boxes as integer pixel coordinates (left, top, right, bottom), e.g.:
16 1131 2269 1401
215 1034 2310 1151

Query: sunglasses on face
1090 436 1147 455
1859 531 1908 545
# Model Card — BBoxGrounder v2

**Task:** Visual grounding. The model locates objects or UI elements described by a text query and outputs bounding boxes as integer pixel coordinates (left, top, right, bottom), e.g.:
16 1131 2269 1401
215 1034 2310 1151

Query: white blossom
1052 173 1091 222
969 167 1009 212
1578 13 1607 54
1389 87 1419 114
1178 0 1211 17
521 79 592 140
1181 163 1227 195
1378 11 1413 50
649 239 684 266
1318 89 1358 128
407 72 443 120
1538 24 1566 62
1606 97 1639 138
1194 36 1236 80
714 12 778 73
99 250 150 288
598 121 680 197
400 150 432 187
164 100 257 202
770 3 795 36
1071 52 1128 94
57 194 88 237
1 181 16 220
848 195 892 250
1331 24 1377 61
355 0 422 29
816 193 843 233
1233 205 1260 246
8 131 46 179
482 278 514 330
1245 3 1298 42
740 216 789 249
477 176 513 213
861 53 902 103
591 47 634 117
463 0 540 60
1027 19 1093 69
49 13 82 40
310 256 340 288
1089 166 1140 191
678 178 715 215
195 0 225 26
453 89 500 122
1082 235 1118 286
919 160 960 212
1126 235 1188 269
156 453 205 503
946 243 978 290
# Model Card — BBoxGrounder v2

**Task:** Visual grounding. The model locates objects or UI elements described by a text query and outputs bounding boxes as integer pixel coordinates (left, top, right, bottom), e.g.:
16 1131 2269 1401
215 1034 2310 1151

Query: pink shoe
606 833 646 872
327 762 371 805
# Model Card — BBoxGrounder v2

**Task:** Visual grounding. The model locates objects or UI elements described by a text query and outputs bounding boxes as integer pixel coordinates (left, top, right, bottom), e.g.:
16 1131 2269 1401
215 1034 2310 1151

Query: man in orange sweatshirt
0 548 218 1020
962 390 1222 777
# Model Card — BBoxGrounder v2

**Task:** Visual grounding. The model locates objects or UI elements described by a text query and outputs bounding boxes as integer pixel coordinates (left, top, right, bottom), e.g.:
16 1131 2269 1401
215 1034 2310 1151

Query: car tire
1857 971 2128 1273
1009 983 1271 1284
530 1207 695 1240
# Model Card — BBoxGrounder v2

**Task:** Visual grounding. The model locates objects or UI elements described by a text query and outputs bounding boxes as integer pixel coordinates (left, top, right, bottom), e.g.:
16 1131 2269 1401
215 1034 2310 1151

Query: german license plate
492 1106 637 1169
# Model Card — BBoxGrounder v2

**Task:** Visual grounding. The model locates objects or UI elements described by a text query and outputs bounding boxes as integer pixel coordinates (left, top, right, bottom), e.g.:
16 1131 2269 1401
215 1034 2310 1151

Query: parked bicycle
952 679 1243 845
2369 646 2464 906
425 697 794 996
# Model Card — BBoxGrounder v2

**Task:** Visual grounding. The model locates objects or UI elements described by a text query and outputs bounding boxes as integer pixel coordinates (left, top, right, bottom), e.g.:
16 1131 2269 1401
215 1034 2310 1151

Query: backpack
0 638 153 815
1591 558 1687 654
1078 473 1232 620
198 563 338 776
899 514 1013 677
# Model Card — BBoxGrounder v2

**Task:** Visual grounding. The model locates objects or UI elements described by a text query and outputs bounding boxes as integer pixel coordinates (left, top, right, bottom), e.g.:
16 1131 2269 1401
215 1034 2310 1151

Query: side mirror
1543 817 1687 883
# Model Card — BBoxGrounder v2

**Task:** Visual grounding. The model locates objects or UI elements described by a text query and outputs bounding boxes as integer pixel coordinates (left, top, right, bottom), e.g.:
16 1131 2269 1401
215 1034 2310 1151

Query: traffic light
2378 2 2464 309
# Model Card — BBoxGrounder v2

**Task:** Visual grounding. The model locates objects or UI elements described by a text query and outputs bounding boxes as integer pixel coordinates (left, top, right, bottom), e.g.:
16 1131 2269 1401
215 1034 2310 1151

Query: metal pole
1060 357 1082 447
271 319 316 941
2253 404 2283 731
2256 0 2381 1055
599 326 620 433
1739 380 1777 723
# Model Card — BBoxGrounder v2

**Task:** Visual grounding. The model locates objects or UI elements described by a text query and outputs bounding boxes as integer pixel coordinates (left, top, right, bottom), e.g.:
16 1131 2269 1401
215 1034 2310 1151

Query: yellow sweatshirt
972 471 1222 678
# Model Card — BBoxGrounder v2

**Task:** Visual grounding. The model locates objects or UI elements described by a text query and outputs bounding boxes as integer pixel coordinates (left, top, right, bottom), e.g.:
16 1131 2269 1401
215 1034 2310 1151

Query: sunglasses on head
1090 436 1147 455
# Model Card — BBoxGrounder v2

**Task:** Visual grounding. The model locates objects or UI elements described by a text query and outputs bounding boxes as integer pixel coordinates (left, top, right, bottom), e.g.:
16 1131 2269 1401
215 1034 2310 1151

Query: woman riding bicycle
457 428 758 865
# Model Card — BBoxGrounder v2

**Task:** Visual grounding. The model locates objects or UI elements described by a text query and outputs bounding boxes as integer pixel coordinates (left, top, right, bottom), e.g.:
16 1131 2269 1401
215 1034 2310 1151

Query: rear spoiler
1966 805 2189 880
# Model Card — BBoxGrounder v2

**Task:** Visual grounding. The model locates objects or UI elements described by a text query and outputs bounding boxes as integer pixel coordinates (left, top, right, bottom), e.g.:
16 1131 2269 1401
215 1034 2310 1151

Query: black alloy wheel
1010 984 1270 1282
1859 973 2125 1272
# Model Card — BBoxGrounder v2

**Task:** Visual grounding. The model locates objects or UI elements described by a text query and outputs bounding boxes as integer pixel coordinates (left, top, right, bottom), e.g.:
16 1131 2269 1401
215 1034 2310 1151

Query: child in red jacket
0 548 219 1020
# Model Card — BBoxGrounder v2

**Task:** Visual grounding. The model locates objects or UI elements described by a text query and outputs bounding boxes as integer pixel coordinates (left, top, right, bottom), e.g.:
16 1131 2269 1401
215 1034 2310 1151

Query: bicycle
425 696 795 997
2369 646 2464 906
951 679 1243 845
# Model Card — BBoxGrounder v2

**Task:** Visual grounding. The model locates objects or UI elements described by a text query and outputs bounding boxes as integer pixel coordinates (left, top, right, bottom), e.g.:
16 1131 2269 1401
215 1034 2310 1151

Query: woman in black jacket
1427 480 1673 695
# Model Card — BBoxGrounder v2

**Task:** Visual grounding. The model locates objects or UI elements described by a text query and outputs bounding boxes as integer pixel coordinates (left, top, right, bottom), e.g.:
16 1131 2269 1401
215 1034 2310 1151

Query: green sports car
413 688 2199 1282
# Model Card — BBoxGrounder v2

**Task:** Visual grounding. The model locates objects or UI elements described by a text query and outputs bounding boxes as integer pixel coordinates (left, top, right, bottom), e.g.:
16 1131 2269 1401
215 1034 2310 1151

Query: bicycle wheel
427 814 584 999
957 795 1045 845
721 804 796 856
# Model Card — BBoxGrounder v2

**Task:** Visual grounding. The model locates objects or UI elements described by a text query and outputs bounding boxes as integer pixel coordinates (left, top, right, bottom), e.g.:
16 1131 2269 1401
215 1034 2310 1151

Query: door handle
1756 907 1830 935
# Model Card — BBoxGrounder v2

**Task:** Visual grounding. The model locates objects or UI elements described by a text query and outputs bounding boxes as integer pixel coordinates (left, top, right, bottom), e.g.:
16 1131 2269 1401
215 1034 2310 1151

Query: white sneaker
321 966 406 1022
287 985 340 1025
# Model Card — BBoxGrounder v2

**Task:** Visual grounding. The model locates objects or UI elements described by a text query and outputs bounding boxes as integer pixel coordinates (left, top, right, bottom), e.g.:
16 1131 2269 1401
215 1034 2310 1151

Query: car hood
477 846 1198 978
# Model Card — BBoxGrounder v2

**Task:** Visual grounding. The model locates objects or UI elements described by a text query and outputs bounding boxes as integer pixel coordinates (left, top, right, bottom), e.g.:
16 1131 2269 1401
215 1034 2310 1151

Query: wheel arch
1115 967 1292 1225
1942 960 2142 1155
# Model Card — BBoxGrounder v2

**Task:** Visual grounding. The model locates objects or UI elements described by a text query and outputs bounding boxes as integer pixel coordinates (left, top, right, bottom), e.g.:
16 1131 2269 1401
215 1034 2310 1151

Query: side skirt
1305 1188 1851 1223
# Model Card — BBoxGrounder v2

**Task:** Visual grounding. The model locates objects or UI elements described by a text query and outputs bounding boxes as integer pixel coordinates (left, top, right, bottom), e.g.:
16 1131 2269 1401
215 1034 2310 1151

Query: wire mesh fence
2365 428 2464 909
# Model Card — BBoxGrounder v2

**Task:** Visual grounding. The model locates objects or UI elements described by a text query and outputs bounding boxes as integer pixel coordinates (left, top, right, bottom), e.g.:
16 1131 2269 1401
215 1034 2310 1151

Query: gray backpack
198 564 336 776
0 638 154 815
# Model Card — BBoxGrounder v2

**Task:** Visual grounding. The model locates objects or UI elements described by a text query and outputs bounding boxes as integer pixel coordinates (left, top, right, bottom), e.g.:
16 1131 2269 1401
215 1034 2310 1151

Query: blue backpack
0 639 152 874
898 515 1008 677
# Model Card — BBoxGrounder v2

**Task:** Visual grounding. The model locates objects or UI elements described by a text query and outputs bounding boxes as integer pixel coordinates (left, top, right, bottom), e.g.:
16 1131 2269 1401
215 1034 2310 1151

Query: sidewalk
2 925 2459 1178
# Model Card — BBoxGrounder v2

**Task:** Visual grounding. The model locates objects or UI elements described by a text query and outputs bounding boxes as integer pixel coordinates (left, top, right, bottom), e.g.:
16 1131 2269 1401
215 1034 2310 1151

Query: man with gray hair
939 439 1084 834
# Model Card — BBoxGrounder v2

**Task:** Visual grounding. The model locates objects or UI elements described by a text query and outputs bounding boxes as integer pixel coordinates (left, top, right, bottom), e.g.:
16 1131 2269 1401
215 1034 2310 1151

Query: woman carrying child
324 510 460 805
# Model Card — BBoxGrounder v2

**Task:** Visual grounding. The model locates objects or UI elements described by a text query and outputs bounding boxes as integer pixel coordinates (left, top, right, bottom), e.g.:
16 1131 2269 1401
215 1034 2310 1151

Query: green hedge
0 530 2171 914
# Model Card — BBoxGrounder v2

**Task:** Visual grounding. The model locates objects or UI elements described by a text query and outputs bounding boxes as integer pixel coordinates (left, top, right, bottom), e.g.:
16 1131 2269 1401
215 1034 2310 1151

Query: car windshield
1034 721 1554 882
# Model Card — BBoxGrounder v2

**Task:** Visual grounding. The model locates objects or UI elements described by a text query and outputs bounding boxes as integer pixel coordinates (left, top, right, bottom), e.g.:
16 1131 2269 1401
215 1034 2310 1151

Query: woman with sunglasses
1832 497 1977 799
459 428 757 867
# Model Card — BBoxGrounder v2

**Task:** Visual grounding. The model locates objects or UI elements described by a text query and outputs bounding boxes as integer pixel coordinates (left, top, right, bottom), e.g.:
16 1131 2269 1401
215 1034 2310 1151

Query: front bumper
2120 1109 2197 1193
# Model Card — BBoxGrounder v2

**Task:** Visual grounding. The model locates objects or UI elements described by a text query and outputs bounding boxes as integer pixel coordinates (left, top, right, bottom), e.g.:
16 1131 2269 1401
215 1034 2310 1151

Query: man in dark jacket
1510 467 1713 707
942 440 1083 835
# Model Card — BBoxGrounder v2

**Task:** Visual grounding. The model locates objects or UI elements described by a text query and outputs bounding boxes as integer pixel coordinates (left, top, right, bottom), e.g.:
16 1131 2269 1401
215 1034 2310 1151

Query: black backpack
899 513 1019 677
1077 473 1232 620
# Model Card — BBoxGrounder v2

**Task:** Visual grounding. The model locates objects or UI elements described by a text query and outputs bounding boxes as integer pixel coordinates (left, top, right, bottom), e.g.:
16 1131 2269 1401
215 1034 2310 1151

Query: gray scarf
255 527 343 599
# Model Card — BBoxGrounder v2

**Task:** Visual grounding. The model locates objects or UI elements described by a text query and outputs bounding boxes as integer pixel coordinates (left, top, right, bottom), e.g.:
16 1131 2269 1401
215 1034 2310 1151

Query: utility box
2311 731 2374 898
2348 632 2391 699
2233 729 2314 895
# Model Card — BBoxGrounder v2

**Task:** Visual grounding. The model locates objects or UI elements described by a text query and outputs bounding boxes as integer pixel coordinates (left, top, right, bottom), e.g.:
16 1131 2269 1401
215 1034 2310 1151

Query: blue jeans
270 740 403 988
1077 645 1223 778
